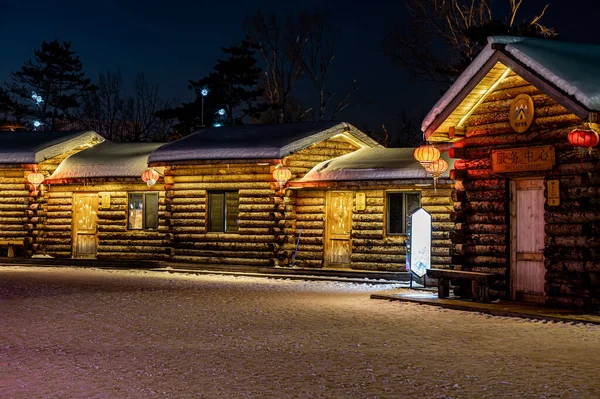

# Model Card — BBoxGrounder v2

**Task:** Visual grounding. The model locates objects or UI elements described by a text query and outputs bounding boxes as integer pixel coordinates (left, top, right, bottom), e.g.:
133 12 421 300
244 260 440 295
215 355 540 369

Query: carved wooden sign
547 179 560 206
491 145 555 173
355 192 366 211
100 193 111 210
509 94 535 133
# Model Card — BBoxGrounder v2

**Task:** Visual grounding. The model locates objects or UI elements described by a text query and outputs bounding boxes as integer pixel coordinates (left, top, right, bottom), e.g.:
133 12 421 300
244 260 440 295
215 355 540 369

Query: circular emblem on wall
509 94 535 133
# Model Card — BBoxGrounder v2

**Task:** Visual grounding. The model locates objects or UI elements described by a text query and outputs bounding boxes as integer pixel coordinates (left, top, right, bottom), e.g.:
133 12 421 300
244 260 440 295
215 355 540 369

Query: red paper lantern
426 158 448 191
273 164 292 190
568 128 599 155
26 171 45 188
414 144 440 167
142 168 160 187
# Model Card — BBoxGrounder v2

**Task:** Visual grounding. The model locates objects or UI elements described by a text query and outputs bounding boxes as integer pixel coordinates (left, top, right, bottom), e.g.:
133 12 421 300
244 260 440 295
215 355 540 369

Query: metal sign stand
291 228 303 268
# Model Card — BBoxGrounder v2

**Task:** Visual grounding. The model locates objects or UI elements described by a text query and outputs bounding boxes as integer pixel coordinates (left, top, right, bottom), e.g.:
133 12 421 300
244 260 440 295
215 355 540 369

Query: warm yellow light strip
332 133 367 149
457 67 512 127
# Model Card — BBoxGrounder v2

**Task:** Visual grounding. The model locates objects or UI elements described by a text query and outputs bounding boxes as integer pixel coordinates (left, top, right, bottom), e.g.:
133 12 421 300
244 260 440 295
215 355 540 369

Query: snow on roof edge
148 122 379 163
299 148 454 182
34 130 105 163
422 36 600 135
505 43 600 111
278 122 379 157
421 43 498 134
48 141 164 180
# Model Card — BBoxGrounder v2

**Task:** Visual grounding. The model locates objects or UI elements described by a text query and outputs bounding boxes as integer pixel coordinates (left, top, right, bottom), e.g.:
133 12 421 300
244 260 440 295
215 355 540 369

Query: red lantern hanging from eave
142 168 160 187
426 158 448 191
568 128 599 155
26 170 45 189
414 144 440 167
273 164 292 191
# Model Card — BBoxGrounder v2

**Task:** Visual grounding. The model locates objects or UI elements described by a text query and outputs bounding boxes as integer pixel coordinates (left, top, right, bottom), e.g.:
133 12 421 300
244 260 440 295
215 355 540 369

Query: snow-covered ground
0 266 598 399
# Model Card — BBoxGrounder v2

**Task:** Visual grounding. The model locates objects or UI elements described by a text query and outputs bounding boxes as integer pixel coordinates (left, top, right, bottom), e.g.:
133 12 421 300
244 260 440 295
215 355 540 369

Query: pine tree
9 40 96 130
159 40 265 136
189 40 264 126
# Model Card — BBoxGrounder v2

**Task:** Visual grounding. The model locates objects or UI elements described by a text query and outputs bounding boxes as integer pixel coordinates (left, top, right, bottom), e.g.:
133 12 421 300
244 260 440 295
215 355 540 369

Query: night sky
2 0 600 135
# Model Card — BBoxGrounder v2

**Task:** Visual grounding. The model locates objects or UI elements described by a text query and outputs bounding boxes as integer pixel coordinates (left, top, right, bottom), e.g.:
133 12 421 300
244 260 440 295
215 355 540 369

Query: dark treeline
0 2 557 145
0 10 360 143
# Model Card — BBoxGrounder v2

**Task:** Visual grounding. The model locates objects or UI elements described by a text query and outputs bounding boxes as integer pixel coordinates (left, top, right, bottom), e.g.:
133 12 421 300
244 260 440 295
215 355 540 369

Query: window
128 192 159 230
386 192 421 235
208 191 239 233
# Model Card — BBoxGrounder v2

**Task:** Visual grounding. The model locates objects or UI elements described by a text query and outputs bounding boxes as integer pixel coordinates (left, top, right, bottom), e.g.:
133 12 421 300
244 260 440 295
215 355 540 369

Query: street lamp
201 88 209 127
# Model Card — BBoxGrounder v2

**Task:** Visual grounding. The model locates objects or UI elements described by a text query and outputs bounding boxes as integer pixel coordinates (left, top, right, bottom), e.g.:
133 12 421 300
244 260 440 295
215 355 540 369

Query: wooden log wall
162 136 364 268
291 182 454 272
40 181 169 260
0 167 31 256
283 135 361 179
0 140 99 257
292 189 326 268
452 71 600 309
163 163 278 267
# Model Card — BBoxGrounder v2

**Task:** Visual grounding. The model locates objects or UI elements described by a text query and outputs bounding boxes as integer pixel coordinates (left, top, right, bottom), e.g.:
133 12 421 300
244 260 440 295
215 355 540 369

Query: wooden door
72 193 98 259
510 179 546 303
325 192 354 267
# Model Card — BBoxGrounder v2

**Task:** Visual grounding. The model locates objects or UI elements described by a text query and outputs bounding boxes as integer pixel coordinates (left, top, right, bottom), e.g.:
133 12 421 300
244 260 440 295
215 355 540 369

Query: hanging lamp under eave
27 170 45 189
414 144 440 167
568 128 599 156
273 164 292 191
142 168 160 187
426 158 448 191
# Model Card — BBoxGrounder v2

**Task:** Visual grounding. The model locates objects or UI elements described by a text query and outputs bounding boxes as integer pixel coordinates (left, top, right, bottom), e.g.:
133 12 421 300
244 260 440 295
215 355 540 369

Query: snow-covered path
0 267 598 399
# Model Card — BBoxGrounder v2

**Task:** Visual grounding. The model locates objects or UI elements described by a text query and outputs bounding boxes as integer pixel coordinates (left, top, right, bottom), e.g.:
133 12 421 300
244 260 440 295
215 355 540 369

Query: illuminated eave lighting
457 67 512 128
332 133 366 149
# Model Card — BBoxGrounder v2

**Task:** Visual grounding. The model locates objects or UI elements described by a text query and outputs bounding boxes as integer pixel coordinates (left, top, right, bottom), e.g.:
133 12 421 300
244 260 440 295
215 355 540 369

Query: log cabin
147 121 380 268
287 147 455 271
422 36 600 310
0 130 104 257
43 141 166 260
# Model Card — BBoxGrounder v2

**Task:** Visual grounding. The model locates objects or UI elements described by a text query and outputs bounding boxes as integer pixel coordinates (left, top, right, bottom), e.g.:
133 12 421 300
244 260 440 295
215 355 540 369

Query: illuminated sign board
409 208 431 278
491 145 555 173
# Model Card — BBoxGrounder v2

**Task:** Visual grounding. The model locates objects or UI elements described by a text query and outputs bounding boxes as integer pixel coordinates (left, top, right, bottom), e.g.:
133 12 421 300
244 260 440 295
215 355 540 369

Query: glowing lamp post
142 168 160 187
568 128 599 156
27 170 45 189
201 88 209 127
273 164 292 192
426 158 448 191
414 144 440 168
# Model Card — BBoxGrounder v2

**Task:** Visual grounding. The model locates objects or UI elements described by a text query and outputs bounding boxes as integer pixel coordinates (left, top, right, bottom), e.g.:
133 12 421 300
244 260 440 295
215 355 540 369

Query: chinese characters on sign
547 179 560 206
491 145 555 173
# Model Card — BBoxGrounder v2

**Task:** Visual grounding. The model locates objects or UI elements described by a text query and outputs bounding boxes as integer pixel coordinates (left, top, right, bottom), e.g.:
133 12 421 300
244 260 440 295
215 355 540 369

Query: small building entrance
72 193 98 259
324 191 353 268
510 179 546 303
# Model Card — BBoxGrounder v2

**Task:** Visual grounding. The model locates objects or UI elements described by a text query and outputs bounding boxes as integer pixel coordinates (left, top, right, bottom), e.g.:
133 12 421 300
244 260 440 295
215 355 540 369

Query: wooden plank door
510 179 546 303
72 193 99 259
325 192 354 268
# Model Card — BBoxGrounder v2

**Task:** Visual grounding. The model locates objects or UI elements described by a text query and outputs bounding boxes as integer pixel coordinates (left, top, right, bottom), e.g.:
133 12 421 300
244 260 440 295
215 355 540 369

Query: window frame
127 192 159 231
385 191 422 236
207 191 239 233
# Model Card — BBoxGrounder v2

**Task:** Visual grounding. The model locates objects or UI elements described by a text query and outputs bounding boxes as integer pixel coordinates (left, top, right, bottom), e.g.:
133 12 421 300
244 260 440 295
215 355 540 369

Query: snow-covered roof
0 130 104 164
49 141 165 180
422 36 600 138
148 121 379 163
299 147 454 182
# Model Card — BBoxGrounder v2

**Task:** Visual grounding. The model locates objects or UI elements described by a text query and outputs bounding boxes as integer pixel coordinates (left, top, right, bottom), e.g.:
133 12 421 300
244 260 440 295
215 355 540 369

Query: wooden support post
438 278 450 298
472 280 479 302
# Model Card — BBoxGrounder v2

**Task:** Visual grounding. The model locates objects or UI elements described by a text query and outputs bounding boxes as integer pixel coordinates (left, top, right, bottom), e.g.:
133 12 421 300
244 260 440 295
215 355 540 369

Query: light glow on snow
0 266 598 398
